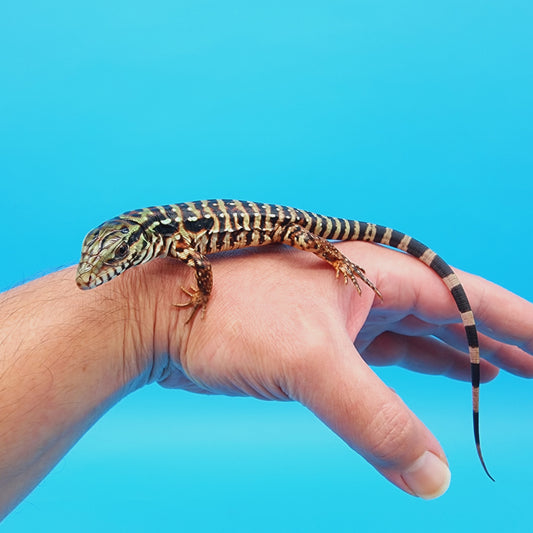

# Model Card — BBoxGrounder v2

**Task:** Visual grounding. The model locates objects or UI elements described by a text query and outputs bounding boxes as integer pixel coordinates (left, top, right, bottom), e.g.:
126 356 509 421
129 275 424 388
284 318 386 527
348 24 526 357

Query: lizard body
76 199 492 479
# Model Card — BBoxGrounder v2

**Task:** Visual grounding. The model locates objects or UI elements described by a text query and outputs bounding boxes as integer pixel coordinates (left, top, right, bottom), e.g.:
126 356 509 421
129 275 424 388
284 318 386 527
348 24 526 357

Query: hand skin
1 242 533 518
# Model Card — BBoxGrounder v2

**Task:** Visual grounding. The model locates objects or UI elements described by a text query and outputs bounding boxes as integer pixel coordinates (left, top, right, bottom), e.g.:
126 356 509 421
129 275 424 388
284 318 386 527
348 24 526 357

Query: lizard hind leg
277 224 383 300
337 257 383 301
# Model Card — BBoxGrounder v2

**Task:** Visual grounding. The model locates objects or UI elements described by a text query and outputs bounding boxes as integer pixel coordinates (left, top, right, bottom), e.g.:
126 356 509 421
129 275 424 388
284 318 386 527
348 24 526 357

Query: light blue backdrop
2 1 532 531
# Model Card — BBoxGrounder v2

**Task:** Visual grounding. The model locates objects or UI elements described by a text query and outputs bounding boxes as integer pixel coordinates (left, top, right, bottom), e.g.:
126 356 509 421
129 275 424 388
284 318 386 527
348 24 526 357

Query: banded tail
304 213 493 480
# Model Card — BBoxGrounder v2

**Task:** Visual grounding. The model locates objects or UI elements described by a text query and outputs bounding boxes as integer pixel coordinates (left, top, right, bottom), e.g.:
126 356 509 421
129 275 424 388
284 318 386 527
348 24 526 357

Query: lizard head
76 218 149 290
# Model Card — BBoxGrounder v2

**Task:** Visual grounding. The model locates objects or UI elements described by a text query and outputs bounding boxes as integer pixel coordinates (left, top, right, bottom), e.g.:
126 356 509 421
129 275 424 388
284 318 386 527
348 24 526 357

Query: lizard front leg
170 245 213 323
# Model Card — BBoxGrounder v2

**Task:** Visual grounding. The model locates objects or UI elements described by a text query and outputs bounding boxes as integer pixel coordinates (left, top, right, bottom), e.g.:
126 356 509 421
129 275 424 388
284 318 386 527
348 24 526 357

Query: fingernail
401 451 451 499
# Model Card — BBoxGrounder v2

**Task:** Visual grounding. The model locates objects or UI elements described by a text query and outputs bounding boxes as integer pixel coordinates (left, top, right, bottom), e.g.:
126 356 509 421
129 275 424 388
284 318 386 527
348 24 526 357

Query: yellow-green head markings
76 218 149 290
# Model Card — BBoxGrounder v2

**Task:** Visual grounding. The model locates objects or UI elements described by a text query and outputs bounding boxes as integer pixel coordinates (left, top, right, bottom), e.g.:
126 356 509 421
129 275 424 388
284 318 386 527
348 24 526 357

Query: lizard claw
334 260 382 300
173 286 209 323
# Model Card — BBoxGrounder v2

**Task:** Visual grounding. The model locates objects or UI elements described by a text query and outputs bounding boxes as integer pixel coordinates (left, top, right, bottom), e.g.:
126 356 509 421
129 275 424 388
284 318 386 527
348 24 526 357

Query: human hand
128 241 533 499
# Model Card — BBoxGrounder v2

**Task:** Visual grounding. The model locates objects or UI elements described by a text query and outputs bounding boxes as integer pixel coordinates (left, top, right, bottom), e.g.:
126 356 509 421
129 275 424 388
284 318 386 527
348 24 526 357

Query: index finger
455 270 533 354
352 242 533 355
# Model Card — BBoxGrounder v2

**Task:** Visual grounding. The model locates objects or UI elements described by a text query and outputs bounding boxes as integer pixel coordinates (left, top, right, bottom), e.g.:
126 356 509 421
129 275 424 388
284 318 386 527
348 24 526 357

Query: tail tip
477 444 495 482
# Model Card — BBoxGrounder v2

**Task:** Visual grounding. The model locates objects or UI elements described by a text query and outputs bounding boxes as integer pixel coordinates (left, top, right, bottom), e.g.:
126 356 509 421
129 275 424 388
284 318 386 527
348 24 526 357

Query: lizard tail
313 215 494 480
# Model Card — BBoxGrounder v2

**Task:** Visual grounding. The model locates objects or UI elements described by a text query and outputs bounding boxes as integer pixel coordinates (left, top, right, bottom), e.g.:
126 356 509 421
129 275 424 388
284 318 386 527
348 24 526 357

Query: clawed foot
173 286 209 324
334 260 383 301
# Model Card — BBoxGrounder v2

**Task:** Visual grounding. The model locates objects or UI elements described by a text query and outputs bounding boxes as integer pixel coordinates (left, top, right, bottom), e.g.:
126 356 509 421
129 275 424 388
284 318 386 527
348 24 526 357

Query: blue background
2 1 532 531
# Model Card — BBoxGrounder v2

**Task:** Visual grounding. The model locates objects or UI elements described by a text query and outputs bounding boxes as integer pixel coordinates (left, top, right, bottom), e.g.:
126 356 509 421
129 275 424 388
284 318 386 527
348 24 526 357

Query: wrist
118 257 192 387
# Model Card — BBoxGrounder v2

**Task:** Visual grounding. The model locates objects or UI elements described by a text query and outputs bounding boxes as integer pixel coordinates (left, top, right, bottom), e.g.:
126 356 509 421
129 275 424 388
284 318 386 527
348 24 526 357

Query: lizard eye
114 243 129 260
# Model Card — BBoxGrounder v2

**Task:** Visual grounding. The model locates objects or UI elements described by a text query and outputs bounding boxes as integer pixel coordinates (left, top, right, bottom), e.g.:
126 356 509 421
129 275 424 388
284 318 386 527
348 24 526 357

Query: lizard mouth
76 261 122 290
75 264 99 290
76 271 94 290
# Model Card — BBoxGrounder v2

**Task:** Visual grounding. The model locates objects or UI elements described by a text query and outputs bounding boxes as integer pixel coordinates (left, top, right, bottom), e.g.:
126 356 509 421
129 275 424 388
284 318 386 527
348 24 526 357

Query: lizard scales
76 199 492 479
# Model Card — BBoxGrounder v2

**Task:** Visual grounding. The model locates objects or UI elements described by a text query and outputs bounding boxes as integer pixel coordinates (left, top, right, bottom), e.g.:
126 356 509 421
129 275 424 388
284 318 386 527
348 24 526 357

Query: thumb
284 331 451 499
